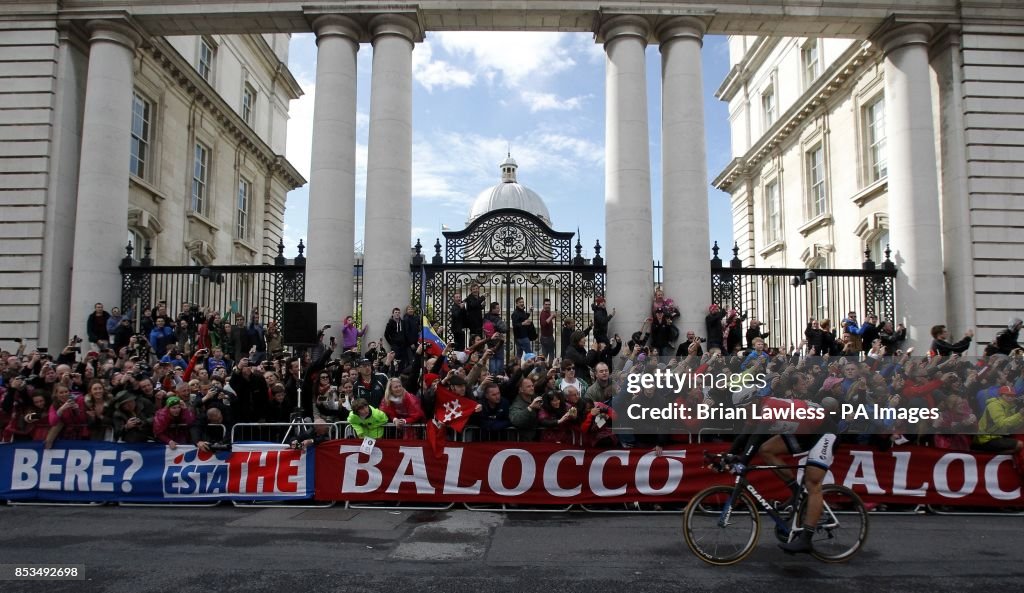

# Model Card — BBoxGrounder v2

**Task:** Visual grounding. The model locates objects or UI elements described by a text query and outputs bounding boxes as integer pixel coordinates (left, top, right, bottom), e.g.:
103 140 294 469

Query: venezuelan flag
421 315 446 356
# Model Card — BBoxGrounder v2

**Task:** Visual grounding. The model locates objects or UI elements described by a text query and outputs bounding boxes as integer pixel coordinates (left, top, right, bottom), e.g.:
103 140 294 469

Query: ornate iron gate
412 208 606 360
709 242 898 351
119 241 306 328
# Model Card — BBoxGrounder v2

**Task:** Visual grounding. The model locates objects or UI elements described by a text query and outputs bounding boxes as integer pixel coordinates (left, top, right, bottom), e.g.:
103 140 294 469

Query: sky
282 31 735 262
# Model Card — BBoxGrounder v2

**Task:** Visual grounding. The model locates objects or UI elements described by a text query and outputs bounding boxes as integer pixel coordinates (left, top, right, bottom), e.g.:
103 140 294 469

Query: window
128 229 148 260
242 83 256 126
811 269 829 323
864 97 887 182
198 38 215 82
191 143 210 214
806 144 827 217
764 277 782 341
761 87 777 129
130 92 151 179
801 39 820 88
236 177 251 240
870 229 890 264
765 180 781 243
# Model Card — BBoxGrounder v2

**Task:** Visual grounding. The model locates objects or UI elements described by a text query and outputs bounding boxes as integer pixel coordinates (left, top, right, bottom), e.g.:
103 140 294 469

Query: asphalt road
0 504 1021 593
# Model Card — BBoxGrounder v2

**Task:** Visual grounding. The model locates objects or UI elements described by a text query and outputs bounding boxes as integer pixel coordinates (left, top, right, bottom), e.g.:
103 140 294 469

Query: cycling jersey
728 397 839 469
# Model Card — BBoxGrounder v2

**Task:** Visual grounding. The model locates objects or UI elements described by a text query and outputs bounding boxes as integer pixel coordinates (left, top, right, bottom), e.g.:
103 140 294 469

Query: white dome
467 156 552 226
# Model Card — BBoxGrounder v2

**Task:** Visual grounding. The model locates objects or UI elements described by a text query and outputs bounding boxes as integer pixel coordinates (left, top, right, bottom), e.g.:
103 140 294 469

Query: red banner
313 440 1023 506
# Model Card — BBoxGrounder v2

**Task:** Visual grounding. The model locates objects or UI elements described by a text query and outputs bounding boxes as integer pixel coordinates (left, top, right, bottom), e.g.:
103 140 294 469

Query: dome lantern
467 154 551 226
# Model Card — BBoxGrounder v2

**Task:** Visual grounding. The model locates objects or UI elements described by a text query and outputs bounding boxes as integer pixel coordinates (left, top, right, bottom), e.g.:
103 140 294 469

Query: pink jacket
153 406 197 445
47 398 88 440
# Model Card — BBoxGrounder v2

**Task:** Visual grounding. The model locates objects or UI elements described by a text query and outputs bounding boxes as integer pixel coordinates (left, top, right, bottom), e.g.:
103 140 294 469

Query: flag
426 385 478 459
421 315 446 357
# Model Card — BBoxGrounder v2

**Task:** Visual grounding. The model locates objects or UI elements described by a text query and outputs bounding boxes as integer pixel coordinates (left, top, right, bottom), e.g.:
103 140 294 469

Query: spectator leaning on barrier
153 396 196 449
973 386 1024 471
347 397 388 439
380 377 425 439
472 381 511 437
509 376 542 441
537 390 575 444
191 407 229 452
289 418 333 450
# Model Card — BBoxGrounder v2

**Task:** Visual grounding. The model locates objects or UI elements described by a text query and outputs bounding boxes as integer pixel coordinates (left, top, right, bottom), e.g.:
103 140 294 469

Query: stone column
361 14 417 342
68 20 141 339
601 15 654 341
877 24 945 347
306 15 361 348
658 17 711 340
931 29 976 348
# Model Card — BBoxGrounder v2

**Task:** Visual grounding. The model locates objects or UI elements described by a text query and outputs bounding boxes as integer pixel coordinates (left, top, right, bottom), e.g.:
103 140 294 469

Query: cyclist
715 385 840 555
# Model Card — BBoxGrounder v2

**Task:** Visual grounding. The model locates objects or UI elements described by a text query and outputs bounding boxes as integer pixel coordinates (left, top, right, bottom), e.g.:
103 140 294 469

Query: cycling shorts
781 432 836 471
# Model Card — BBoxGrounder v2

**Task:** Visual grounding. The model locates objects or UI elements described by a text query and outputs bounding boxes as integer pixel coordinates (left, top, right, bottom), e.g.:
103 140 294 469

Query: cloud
413 40 475 92
436 32 578 88
520 91 588 113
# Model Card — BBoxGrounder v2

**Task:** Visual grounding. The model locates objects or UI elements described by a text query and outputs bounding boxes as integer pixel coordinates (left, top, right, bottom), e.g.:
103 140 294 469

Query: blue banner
0 441 313 502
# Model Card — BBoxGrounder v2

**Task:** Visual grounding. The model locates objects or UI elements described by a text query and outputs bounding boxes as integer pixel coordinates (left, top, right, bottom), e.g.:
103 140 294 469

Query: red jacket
5 402 52 441
380 392 424 440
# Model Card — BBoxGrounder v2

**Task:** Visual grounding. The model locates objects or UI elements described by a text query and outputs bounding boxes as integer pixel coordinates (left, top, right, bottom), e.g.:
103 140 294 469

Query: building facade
0 15 305 348
713 19 1024 349
1 1 1020 352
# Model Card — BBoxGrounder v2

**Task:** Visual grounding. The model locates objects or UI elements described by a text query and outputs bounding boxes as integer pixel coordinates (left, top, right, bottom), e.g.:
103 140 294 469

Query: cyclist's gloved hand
729 462 746 476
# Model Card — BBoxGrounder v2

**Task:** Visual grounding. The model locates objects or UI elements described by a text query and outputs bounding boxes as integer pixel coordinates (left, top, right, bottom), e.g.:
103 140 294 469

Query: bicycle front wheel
797 484 869 563
683 485 761 566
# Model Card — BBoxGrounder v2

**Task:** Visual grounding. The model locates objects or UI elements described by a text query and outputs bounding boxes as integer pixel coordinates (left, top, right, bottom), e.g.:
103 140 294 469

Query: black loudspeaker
281 302 318 346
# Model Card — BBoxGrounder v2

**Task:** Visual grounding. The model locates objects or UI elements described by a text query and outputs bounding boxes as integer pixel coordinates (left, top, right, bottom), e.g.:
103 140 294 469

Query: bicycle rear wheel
797 484 869 562
683 485 761 566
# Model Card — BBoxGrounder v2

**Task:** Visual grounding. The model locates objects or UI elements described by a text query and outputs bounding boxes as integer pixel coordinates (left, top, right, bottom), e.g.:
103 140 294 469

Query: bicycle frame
718 469 799 538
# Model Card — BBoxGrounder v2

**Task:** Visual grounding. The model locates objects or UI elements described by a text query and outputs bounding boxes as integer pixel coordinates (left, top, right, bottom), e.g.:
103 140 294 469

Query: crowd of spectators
3 295 1024 479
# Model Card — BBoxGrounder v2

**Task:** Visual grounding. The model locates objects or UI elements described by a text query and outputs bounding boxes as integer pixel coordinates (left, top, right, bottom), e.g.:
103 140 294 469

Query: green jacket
347 406 389 439
976 397 1024 444
509 395 539 442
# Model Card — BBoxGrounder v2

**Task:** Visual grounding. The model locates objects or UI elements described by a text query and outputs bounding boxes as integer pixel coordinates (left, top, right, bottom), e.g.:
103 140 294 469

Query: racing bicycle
683 452 869 565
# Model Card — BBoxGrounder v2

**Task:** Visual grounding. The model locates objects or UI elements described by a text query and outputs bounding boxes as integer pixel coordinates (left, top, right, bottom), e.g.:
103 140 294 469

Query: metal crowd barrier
231 422 338 445
229 422 339 509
